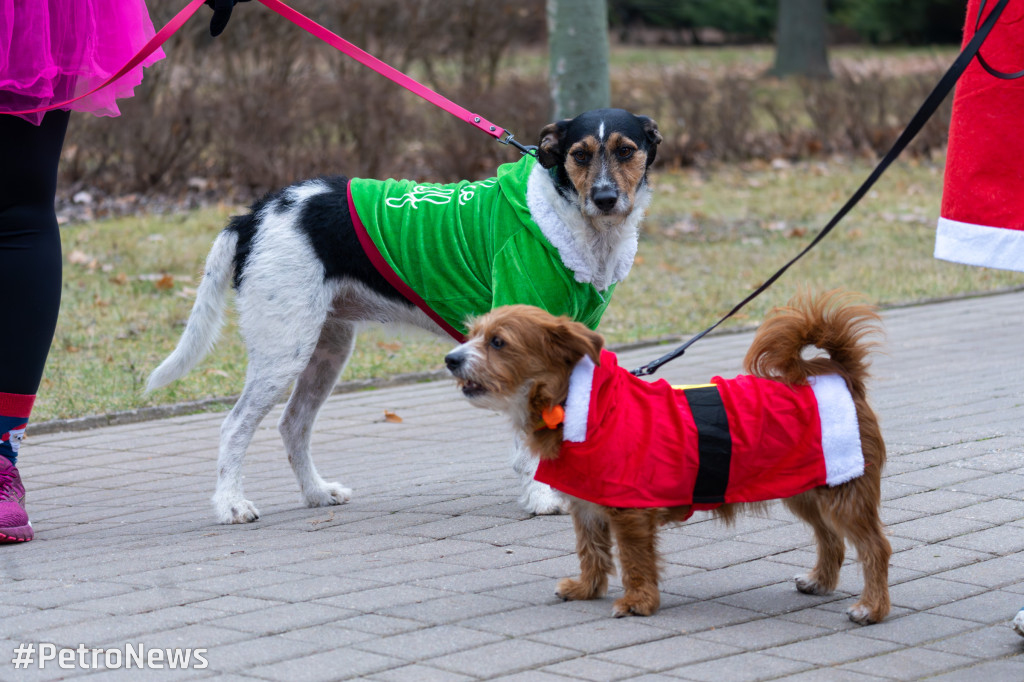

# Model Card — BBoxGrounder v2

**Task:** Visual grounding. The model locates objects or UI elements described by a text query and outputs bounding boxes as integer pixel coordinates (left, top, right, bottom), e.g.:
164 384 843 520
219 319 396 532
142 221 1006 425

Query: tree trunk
547 0 611 119
772 0 832 78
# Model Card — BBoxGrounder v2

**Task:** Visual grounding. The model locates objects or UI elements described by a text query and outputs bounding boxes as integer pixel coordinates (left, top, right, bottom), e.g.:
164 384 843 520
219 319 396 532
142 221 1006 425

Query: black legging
0 110 69 396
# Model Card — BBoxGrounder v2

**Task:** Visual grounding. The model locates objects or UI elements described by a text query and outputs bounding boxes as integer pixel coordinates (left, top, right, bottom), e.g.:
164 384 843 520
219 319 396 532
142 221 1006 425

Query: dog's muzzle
591 186 620 213
445 348 486 397
444 348 466 374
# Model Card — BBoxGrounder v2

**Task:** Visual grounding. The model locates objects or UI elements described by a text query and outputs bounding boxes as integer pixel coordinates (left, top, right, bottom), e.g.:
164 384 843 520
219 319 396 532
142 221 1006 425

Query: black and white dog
147 108 662 524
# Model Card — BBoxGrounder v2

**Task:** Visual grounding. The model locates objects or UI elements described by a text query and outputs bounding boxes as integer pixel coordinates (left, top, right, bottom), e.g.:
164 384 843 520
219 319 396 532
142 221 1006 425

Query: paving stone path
3 291 1024 680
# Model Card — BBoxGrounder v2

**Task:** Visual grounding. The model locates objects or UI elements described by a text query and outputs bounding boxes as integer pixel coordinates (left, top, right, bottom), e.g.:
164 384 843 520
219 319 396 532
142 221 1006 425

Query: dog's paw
304 482 352 508
1012 608 1024 637
520 480 570 515
795 573 833 596
846 602 880 625
556 577 598 602
214 497 260 524
612 593 659 618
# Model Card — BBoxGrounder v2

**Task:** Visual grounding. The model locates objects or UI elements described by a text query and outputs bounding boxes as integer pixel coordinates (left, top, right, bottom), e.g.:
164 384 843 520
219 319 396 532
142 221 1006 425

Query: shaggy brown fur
445 291 890 623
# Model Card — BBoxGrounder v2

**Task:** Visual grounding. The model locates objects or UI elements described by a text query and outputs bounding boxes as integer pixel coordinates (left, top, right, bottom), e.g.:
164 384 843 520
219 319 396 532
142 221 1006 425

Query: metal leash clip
498 131 538 157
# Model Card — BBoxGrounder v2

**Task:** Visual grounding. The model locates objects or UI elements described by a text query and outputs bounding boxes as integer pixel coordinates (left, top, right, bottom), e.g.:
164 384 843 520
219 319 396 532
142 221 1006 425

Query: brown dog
445 291 890 623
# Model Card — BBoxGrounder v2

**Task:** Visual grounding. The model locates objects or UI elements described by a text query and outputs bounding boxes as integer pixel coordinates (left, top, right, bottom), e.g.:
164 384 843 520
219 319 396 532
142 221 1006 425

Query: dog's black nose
444 352 463 373
592 188 618 213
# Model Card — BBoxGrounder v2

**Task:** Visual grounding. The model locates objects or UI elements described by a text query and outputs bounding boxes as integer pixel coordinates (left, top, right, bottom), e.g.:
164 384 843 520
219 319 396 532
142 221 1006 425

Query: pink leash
2 0 536 153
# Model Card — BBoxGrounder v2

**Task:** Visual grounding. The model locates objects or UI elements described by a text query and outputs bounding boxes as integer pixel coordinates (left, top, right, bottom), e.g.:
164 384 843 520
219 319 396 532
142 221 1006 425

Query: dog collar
535 405 565 431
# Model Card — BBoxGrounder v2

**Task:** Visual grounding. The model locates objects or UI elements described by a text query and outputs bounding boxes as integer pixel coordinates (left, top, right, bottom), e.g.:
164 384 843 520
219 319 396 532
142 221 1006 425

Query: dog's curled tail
743 289 882 399
146 229 238 393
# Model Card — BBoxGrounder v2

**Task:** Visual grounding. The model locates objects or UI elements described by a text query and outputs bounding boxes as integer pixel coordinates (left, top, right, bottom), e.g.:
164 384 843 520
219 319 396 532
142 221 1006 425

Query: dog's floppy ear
637 115 662 167
547 318 604 367
537 119 571 169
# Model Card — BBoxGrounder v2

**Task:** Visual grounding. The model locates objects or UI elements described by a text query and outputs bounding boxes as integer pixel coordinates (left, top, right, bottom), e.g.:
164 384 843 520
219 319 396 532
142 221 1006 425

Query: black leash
631 0 1013 377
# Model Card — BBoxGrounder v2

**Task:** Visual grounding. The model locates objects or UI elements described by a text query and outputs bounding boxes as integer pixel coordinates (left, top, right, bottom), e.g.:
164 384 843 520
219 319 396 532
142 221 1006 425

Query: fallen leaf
110 273 129 285
204 369 230 378
155 274 175 290
384 410 403 423
67 249 91 265
377 341 403 352
310 511 336 526
664 218 699 237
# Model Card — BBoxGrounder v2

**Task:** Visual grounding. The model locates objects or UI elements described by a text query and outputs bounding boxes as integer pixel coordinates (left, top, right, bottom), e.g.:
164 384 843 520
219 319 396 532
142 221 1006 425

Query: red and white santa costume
534 350 864 514
936 0 1024 272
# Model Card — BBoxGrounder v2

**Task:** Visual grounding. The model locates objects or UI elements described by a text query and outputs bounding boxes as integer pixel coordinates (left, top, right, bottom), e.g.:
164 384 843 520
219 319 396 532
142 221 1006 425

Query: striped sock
0 393 35 466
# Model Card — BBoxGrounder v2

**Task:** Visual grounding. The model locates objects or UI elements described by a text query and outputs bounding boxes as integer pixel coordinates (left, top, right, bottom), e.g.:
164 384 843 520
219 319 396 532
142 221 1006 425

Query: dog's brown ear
637 115 662 167
537 119 571 169
548 319 604 366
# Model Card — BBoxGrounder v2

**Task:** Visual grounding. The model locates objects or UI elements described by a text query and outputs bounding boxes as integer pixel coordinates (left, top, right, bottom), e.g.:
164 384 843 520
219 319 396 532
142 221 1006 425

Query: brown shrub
59 2 952 206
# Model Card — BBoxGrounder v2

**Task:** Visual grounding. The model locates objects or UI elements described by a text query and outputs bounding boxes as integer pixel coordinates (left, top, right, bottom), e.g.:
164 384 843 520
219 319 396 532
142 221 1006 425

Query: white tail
146 230 238 392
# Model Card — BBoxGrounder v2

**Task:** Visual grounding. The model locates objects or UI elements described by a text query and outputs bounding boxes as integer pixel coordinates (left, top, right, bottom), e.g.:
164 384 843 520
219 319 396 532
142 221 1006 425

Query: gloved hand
206 0 251 37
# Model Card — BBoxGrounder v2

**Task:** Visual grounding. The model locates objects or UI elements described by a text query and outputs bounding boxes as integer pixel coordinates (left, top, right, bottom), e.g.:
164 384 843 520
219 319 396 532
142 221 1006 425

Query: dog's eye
490 336 505 349
571 151 590 164
616 146 635 160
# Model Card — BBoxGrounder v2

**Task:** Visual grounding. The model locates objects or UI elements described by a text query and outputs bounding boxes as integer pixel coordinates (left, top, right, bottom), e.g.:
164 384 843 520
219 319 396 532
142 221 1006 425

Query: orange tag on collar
540 405 565 430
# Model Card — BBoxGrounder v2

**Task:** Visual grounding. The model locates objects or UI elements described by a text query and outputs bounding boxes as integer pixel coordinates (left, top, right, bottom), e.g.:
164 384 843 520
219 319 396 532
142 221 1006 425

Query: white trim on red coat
935 217 1024 273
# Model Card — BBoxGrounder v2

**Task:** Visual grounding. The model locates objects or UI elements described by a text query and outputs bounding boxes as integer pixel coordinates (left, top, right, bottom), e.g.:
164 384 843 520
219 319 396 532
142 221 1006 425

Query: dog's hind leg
557 501 613 602
786 486 891 624
214 299 331 524
785 492 845 598
215 370 295 524
830 485 891 624
280 319 355 509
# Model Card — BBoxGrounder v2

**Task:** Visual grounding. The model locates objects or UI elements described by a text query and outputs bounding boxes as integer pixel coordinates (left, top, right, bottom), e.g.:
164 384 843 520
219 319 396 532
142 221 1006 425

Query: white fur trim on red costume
563 355 596 443
935 217 1024 273
808 374 864 486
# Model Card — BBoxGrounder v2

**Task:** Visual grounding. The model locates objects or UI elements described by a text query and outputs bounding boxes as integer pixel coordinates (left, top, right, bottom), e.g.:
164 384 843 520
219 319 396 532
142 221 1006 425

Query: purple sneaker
0 458 32 542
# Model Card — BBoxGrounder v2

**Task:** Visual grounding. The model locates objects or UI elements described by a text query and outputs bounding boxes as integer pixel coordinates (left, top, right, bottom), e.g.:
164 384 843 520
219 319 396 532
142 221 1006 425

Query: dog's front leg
511 436 570 515
556 500 613 601
607 507 661 617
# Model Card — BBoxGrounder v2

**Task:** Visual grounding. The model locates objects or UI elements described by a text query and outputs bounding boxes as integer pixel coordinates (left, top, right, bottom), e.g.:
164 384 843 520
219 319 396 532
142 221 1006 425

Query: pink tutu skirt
0 0 165 125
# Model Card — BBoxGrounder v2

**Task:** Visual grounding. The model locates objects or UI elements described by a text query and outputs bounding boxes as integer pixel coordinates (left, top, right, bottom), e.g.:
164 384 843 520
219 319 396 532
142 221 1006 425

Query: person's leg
0 109 69 542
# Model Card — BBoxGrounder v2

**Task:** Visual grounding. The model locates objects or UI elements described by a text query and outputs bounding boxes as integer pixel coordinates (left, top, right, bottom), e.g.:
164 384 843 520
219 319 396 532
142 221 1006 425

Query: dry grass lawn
36 153 1024 423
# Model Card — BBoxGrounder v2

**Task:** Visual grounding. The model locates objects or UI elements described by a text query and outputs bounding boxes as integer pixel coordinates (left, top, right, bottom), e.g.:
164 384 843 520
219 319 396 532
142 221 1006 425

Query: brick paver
3 291 1024 679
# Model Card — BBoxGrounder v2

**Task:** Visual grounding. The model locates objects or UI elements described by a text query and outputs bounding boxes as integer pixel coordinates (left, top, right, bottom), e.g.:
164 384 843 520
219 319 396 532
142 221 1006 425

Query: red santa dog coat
534 350 864 513
936 0 1024 272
